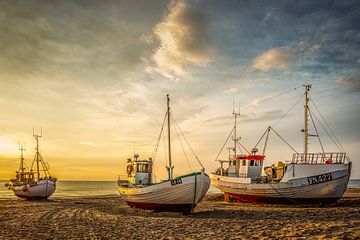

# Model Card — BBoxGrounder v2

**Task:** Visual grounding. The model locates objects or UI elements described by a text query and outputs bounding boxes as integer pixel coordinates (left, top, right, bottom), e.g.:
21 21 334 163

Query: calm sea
0 179 358 199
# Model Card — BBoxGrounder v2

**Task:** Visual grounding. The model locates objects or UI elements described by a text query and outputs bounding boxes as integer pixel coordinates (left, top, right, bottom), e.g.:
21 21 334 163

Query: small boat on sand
5 130 57 200
118 95 210 213
211 85 351 204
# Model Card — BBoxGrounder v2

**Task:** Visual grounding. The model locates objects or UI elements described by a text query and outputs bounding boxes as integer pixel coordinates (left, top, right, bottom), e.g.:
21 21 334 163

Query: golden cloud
147 0 215 79
251 47 293 71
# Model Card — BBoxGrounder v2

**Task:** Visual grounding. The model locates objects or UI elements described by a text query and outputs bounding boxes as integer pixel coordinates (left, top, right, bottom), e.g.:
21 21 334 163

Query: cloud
147 0 215 79
336 76 360 92
224 87 239 94
251 47 294 71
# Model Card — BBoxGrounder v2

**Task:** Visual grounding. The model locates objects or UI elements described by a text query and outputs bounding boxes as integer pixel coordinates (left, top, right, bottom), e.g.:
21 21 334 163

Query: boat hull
8 179 56 200
119 172 210 212
211 163 351 205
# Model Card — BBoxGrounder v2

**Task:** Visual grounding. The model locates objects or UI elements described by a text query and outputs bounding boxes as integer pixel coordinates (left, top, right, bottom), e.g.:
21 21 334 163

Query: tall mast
19 143 25 173
303 85 311 162
33 127 42 180
166 94 173 180
233 100 240 176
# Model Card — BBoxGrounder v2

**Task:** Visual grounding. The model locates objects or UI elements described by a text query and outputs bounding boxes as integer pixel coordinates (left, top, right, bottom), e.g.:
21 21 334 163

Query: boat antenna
303 85 311 162
166 94 174 180
18 142 26 173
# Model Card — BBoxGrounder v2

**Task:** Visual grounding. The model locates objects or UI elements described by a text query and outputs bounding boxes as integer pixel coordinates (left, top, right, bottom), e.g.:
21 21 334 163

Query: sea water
0 180 118 199
0 179 358 199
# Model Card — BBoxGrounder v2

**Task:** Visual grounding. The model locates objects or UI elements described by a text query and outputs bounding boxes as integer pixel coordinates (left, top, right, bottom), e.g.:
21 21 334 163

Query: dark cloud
336 75 360 92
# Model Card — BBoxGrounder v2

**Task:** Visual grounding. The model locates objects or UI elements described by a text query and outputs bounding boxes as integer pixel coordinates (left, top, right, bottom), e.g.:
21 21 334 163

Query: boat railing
292 152 347 164
117 174 129 187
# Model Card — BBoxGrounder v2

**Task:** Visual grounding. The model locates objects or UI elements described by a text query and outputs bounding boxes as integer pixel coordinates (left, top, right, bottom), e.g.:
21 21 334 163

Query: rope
272 93 305 128
310 99 347 153
214 127 235 161
236 141 250 154
308 108 326 158
151 112 168 161
254 126 271 149
170 116 193 171
269 127 298 153
171 115 204 170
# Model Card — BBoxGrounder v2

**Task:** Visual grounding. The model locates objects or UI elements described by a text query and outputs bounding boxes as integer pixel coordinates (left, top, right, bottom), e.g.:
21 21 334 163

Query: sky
0 0 359 180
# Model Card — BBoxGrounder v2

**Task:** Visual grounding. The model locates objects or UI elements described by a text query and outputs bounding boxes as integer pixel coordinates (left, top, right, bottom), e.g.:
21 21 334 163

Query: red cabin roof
236 155 265 161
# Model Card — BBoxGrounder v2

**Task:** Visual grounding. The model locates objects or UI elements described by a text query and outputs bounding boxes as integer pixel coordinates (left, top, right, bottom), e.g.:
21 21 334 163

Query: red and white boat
118 95 210 213
211 85 352 204
5 130 57 200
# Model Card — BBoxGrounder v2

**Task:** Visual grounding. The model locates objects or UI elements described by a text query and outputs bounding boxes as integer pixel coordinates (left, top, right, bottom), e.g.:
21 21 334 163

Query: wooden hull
211 163 351 205
119 172 210 212
8 179 56 200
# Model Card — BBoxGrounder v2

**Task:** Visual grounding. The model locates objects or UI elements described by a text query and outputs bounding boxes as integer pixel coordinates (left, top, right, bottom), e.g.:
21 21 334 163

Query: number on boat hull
171 178 182 186
308 173 332 185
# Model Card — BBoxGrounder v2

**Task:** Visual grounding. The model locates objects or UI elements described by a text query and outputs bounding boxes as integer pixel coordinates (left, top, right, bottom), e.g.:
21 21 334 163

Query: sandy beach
0 190 360 240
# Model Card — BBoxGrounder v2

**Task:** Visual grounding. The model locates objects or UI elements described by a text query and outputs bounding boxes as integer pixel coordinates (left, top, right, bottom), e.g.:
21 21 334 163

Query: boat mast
33 127 42 180
166 94 173 180
19 143 25 173
233 100 240 175
303 85 311 162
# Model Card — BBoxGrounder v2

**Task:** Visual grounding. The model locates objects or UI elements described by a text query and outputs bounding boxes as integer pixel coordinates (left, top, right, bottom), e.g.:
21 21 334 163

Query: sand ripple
0 193 360 239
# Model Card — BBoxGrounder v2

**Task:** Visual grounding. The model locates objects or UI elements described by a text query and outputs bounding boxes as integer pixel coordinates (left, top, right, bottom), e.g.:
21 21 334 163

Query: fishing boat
5 130 57 200
210 85 352 204
118 95 210 213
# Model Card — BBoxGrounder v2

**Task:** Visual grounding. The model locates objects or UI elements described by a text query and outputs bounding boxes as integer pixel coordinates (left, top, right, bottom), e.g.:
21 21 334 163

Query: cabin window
142 164 148 173
250 160 254 166
136 164 142 172
242 160 246 166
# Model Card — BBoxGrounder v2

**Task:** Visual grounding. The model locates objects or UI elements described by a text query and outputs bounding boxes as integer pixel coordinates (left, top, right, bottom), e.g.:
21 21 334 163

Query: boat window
136 164 142 172
242 160 246 166
250 160 254 166
142 164 148 173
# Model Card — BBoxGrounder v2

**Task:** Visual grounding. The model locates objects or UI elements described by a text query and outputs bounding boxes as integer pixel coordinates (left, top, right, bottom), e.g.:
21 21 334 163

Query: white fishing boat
5 130 57 200
211 85 352 204
118 95 210 213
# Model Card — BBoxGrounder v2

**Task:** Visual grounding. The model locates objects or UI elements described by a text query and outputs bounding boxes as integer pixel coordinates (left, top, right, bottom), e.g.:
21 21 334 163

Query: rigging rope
272 93 305 128
171 115 204 170
269 126 298 153
171 116 193 171
236 141 250 154
308 108 326 157
214 127 234 161
151 112 168 162
310 99 347 153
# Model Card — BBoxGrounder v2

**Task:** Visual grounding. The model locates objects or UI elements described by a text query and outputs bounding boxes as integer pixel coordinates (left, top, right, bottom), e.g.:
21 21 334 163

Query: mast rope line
309 107 345 153
310 98 347 154
214 126 235 161
269 126 298 153
272 92 305 128
236 141 250 155
308 108 326 158
151 112 168 162
256 85 304 106
170 115 194 171
170 114 204 170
